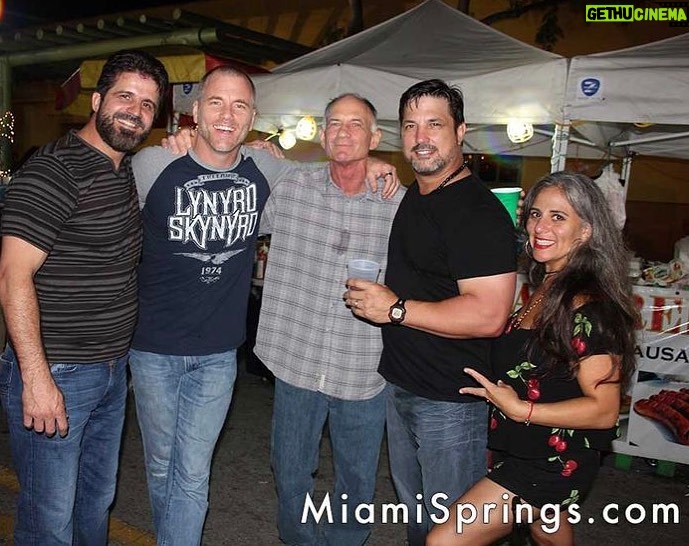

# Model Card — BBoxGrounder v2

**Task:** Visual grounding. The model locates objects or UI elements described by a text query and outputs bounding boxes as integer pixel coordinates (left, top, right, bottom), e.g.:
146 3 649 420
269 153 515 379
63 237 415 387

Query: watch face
389 299 406 323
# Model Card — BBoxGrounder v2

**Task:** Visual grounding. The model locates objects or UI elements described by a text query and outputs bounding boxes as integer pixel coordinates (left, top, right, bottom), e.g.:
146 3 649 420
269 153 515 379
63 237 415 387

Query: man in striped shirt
0 50 168 545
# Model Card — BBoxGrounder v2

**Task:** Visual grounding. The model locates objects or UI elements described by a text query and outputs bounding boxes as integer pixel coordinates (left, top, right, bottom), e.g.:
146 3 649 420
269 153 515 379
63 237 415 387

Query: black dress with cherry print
487 300 623 509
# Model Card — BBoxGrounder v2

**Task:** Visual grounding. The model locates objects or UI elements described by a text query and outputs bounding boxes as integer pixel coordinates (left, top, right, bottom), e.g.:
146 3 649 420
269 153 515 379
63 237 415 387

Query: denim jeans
128 349 237 546
271 379 386 546
0 345 127 546
385 383 488 546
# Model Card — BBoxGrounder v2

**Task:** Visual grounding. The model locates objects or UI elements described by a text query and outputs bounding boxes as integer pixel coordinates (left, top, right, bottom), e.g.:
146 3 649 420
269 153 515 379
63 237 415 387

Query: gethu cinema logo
586 4 688 23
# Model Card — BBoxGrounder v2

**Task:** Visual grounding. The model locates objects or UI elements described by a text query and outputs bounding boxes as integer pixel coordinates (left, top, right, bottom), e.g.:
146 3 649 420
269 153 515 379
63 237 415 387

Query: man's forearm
0 273 50 378
387 272 517 338
400 295 512 339
0 268 69 436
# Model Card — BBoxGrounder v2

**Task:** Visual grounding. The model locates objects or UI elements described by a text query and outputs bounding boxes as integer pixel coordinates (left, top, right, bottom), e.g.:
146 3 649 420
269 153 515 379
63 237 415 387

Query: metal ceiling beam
0 7 315 173
95 19 137 37
173 10 312 59
212 29 304 65
3 27 219 67
0 26 219 122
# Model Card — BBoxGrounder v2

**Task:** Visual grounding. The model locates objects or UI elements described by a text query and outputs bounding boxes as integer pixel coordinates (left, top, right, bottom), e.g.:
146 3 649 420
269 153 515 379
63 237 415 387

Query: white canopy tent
251 0 601 160
565 31 689 162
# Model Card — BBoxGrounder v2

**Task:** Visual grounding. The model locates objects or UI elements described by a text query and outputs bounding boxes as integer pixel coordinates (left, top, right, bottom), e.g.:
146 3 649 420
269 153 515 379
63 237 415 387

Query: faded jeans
0 345 127 546
128 349 237 546
385 383 488 546
271 379 387 546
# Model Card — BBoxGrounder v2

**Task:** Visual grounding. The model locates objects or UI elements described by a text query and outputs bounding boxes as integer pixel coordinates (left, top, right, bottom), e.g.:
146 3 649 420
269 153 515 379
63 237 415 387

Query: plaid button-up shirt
255 165 404 400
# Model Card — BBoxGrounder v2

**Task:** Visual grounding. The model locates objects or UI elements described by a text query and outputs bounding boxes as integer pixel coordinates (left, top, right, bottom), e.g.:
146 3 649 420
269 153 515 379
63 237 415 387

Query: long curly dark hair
521 171 638 390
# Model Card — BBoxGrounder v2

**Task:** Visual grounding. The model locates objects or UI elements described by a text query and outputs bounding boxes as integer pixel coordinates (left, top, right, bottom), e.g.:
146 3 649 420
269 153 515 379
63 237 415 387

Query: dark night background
0 0 202 28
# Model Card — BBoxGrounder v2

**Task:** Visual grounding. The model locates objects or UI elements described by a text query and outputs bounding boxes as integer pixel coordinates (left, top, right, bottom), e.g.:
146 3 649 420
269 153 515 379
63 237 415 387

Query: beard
407 143 467 176
410 156 446 175
96 109 150 152
407 144 446 175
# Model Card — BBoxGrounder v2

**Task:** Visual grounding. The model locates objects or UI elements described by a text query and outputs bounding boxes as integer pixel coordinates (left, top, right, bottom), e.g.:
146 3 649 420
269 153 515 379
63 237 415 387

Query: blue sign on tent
581 78 601 97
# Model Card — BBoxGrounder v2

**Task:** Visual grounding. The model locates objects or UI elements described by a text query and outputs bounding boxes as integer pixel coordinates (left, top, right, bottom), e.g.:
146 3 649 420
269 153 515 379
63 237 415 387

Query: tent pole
550 121 570 173
611 131 689 147
170 111 180 134
621 153 634 201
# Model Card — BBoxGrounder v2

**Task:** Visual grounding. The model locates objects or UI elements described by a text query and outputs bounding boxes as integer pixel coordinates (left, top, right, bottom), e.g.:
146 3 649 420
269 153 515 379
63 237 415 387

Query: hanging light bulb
278 129 297 150
506 121 534 144
295 115 318 141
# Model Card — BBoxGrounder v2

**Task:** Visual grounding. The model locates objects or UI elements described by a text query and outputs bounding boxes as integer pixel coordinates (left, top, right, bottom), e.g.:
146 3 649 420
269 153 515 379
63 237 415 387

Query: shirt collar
325 172 385 203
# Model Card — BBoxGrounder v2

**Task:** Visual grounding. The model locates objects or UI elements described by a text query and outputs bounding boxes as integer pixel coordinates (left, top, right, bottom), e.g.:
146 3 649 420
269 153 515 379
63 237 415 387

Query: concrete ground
1 364 689 545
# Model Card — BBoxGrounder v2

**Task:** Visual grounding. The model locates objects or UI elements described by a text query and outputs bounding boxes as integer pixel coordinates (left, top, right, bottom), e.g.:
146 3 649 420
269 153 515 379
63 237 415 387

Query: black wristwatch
388 299 407 324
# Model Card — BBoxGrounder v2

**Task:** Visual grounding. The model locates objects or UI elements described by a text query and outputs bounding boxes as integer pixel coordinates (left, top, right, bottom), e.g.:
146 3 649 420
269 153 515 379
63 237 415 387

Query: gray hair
522 171 638 391
323 93 378 132
521 171 628 289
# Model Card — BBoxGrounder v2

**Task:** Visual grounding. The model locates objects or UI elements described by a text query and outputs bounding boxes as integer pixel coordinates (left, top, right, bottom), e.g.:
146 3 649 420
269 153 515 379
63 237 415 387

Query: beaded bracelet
524 401 534 426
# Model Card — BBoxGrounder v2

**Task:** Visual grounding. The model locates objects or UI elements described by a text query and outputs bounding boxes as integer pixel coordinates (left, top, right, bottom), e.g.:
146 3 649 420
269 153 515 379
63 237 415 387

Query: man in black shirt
345 79 517 545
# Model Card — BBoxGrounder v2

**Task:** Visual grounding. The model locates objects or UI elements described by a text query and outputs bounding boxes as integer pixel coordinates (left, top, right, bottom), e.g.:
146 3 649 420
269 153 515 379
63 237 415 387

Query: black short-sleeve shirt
379 174 517 401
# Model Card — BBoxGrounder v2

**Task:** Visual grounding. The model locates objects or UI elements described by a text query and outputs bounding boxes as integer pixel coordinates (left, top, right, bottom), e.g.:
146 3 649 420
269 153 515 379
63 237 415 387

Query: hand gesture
460 367 530 423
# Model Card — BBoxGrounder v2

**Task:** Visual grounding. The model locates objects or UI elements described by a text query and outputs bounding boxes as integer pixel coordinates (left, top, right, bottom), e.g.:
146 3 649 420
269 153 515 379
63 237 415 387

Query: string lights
0 110 15 181
0 111 15 143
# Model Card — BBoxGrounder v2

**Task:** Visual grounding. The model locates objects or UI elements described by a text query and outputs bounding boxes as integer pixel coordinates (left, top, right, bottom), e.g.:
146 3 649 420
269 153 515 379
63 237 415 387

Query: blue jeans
128 349 237 546
385 384 488 546
0 345 127 546
271 379 386 546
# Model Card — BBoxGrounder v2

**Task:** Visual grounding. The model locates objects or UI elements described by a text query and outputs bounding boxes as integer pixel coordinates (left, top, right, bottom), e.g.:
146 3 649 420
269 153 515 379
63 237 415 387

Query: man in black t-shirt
345 79 517 546
0 50 168 545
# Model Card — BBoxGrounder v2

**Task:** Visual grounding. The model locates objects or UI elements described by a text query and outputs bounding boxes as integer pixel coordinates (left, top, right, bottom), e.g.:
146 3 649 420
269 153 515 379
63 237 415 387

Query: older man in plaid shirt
255 93 404 546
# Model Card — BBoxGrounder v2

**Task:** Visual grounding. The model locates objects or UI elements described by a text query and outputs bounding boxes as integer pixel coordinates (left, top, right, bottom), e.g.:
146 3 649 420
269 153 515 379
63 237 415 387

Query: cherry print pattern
491 307 614 497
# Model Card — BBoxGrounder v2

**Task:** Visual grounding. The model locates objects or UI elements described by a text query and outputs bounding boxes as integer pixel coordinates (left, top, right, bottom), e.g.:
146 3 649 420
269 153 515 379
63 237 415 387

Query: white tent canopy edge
565 30 689 161
251 0 584 163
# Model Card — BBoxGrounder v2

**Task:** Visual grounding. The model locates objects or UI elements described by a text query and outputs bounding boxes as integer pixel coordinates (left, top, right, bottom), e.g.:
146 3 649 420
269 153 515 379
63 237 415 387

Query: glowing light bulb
506 121 534 144
278 130 297 150
295 115 318 141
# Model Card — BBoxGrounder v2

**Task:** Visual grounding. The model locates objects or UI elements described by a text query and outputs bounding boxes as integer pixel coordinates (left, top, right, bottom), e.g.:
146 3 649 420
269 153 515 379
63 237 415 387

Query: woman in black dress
427 172 638 546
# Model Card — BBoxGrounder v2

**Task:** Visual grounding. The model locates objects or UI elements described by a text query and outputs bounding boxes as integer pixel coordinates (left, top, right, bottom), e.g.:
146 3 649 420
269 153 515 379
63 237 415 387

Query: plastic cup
491 187 521 226
347 259 380 282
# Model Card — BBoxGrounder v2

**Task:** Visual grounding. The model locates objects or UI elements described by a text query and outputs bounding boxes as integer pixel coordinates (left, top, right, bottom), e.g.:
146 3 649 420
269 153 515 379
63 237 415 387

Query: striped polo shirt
1 130 142 362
